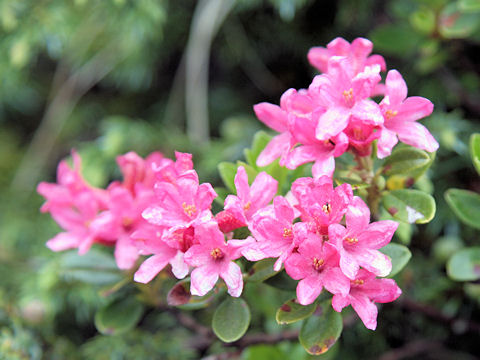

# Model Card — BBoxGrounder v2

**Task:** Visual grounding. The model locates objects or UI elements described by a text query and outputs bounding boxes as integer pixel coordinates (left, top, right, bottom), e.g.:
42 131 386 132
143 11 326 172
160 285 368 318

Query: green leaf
459 0 480 12
212 297 251 343
447 247 480 281
242 344 285 360
469 133 480 175
380 243 412 277
383 147 434 179
299 300 342 355
445 188 480 229
439 2 480 38
247 259 279 282
218 162 238 193
264 271 298 291
276 299 317 325
369 24 420 56
237 161 259 183
60 249 123 286
94 297 144 336
382 189 436 224
244 131 272 169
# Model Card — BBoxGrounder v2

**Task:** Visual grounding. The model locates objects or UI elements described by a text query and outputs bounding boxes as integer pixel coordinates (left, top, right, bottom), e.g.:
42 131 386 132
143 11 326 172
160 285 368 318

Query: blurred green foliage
0 0 479 359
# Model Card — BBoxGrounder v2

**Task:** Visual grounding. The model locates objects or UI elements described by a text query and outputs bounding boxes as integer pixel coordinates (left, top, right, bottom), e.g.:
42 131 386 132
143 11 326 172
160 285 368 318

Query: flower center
352 279 364 286
210 248 224 260
313 257 325 271
244 201 251 211
283 227 293 238
322 202 332 214
385 109 398 120
345 237 358 245
342 88 354 107
182 202 197 217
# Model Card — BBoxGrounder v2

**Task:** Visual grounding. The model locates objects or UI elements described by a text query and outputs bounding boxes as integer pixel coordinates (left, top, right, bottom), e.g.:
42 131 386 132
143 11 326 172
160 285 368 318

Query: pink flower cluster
255 37 438 177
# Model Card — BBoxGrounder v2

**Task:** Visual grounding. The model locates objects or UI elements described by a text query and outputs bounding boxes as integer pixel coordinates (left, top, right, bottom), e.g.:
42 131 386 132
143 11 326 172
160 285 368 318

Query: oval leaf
244 131 273 169
218 162 238 193
212 297 251 343
60 249 123 286
382 189 436 224
379 243 412 277
299 300 343 355
383 147 433 179
445 188 480 230
94 297 144 336
470 133 480 175
447 247 480 281
247 259 279 282
276 299 317 325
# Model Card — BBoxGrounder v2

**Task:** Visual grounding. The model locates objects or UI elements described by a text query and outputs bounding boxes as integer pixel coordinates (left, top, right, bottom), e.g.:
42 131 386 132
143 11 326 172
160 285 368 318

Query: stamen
322 202 332 214
352 279 364 286
244 201 251 211
342 88 354 106
182 202 197 217
345 237 358 245
210 248 224 260
385 109 398 120
283 227 293 238
313 257 325 271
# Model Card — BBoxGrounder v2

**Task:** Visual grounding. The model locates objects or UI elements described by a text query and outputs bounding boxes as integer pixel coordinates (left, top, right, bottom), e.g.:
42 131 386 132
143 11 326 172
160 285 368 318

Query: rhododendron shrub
38 37 438 355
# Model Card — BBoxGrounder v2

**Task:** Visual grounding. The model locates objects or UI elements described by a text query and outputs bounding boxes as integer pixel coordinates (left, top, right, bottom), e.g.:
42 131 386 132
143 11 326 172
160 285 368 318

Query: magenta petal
114 235 139 270
366 278 402 303
323 267 351 295
250 172 278 209
134 253 173 283
377 127 398 159
296 275 323 305
196 183 217 210
307 47 330 73
355 249 392 277
332 294 350 312
253 102 288 132
346 196 370 231
285 253 312 280
351 294 378 330
385 70 407 105
389 120 439 152
184 244 211 267
316 107 350 141
234 166 250 202
257 133 291 167
190 265 219 296
397 96 433 122
312 156 335 178
361 220 398 249
170 251 189 279
351 99 383 125
339 251 360 280
221 262 243 297
46 232 82 251
228 237 257 260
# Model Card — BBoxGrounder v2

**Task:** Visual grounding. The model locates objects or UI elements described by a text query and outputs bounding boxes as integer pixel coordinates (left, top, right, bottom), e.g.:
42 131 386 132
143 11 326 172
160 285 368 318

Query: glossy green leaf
445 188 480 229
218 162 238 193
382 189 436 224
247 258 279 282
276 299 317 325
94 297 144 336
244 131 272 170
469 133 480 175
447 247 480 281
439 2 480 38
264 271 298 291
60 249 123 286
380 243 412 277
299 300 342 355
383 147 433 179
212 297 251 343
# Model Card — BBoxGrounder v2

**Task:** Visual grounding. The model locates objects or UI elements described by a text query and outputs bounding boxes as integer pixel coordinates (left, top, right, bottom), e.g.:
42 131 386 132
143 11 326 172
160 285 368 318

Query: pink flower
152 151 193 184
343 118 381 157
184 221 252 297
329 197 397 279
377 70 438 158
223 166 278 228
308 37 387 75
242 196 299 271
308 57 383 141
142 170 217 241
285 234 350 305
291 176 353 235
332 269 402 330
116 151 164 192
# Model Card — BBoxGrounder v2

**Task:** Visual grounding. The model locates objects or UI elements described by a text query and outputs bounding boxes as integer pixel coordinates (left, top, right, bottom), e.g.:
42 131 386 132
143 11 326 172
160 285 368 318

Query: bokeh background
1 0 479 359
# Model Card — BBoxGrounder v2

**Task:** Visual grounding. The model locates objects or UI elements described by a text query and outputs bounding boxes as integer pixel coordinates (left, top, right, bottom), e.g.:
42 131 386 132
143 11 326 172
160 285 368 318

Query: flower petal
221 262 243 297
296 275 323 305
190 265 219 297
